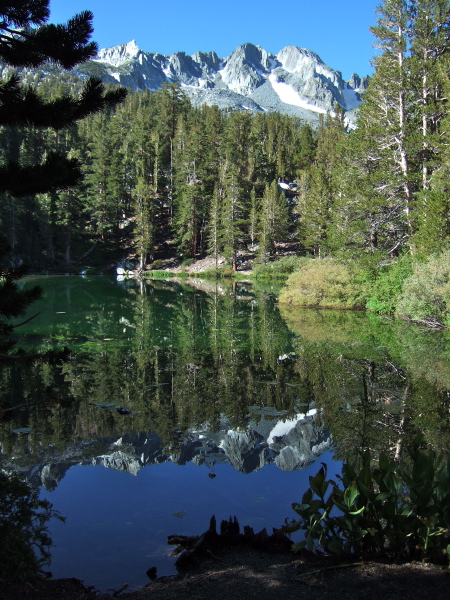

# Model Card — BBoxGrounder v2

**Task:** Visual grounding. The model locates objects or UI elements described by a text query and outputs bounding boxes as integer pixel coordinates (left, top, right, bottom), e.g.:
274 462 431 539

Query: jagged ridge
78 41 369 125
3 410 331 490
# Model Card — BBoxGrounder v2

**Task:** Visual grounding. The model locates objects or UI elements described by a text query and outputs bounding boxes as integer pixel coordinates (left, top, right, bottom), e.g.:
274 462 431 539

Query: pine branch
0 75 127 128
0 152 82 196
12 313 40 328
0 11 98 68
0 1 50 29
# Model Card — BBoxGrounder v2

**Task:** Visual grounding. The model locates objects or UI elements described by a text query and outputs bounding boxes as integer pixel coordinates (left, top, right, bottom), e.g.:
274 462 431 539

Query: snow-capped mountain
80 41 369 126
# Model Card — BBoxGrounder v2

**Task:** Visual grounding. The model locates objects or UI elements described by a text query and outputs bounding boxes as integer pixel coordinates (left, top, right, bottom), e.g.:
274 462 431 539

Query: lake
1 275 449 592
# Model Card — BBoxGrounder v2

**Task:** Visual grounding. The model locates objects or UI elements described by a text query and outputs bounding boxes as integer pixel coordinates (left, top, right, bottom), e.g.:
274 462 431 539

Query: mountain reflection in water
1 275 450 591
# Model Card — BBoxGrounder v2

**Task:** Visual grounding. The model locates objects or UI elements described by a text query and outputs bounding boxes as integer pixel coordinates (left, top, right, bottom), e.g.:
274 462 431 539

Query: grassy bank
277 250 450 328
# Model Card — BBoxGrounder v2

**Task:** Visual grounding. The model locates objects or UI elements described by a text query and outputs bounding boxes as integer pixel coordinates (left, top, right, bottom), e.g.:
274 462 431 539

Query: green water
1 275 450 589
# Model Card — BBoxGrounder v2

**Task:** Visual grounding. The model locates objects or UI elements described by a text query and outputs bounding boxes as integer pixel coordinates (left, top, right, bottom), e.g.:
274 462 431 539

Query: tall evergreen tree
0 1 126 353
257 180 290 263
345 0 450 257
297 109 347 256
370 0 415 242
207 184 222 267
409 0 450 252
0 2 127 195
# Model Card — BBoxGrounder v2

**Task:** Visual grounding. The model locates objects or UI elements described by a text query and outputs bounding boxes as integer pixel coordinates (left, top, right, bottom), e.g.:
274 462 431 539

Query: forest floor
145 255 253 275
3 548 449 600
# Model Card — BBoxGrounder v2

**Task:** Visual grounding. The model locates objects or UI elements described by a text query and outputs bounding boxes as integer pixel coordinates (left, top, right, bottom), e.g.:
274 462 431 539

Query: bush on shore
283 443 450 563
251 256 310 279
366 254 413 314
395 249 450 327
278 258 366 309
276 250 450 328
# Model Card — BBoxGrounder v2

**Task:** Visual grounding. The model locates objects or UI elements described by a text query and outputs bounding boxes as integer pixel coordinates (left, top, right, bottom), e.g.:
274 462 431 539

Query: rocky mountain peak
277 45 324 73
348 73 370 91
95 39 141 67
83 40 368 127
192 50 220 70
219 43 276 95
227 43 275 72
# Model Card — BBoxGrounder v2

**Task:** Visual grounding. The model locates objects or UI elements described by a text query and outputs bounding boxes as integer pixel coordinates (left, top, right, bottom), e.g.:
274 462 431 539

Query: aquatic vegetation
283 443 450 564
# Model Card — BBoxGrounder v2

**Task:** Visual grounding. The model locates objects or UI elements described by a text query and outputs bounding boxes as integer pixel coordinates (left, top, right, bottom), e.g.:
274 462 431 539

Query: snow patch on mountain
269 74 328 114
268 409 318 444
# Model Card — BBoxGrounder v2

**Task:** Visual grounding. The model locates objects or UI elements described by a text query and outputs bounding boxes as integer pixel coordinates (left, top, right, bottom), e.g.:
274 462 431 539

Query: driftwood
167 515 292 571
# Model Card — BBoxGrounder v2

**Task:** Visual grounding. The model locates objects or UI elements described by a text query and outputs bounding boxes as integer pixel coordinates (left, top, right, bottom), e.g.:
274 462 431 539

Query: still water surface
1 275 450 591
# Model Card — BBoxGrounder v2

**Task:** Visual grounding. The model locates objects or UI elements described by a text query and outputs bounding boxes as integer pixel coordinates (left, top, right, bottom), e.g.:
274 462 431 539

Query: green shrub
0 471 64 582
283 445 450 563
252 256 310 279
194 268 236 279
366 254 413 314
278 258 365 309
148 259 165 270
181 258 195 269
395 249 450 326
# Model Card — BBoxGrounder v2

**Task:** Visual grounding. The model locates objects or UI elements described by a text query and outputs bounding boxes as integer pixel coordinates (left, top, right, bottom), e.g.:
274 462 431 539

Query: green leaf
344 481 359 507
379 452 391 473
334 500 350 514
291 503 309 515
356 479 375 502
374 492 391 503
327 539 343 555
305 535 315 553
292 540 306 553
302 488 313 505
309 466 326 497
348 506 365 516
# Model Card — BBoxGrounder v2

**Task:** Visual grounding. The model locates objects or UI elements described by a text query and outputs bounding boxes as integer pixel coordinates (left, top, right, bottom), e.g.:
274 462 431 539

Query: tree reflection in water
0 276 449 588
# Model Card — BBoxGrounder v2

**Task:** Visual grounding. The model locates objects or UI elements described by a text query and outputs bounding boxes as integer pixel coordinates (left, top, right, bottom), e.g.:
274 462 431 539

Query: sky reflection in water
41 453 337 591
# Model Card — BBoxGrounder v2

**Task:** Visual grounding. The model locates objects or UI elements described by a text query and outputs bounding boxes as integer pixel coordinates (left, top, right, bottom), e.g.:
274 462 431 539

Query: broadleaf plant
282 443 450 563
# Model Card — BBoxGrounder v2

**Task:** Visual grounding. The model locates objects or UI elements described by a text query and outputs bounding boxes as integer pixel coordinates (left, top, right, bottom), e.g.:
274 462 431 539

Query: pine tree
0 1 127 354
0 2 127 195
218 112 253 270
298 109 347 256
173 111 207 257
132 177 155 269
370 0 415 243
83 113 122 242
125 97 158 267
257 181 290 263
413 56 450 254
219 172 245 271
296 123 317 170
344 0 450 258
409 0 450 252
207 184 222 268
409 0 450 189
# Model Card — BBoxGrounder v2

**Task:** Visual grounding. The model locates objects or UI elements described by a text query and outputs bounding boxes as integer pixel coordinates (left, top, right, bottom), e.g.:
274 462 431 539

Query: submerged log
168 515 292 572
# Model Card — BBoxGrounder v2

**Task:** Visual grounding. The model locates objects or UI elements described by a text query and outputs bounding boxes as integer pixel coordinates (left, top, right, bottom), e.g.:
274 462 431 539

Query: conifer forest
1 0 449 288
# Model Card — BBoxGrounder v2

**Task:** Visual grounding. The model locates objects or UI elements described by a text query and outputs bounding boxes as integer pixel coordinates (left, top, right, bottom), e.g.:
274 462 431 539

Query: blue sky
49 0 380 80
